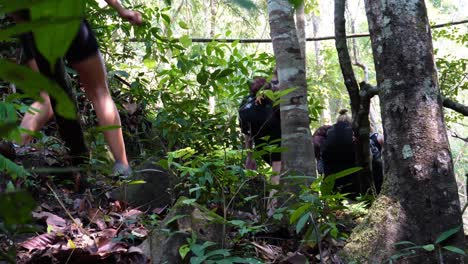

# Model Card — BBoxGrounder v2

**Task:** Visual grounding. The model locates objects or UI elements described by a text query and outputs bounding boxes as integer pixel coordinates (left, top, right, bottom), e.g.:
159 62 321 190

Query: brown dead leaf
20 233 59 251
252 241 282 261
32 211 67 230
87 208 107 230
152 205 168 215
40 202 53 211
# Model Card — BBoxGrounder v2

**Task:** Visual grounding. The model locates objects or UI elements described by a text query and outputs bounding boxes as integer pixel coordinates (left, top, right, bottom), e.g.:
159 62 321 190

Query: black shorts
21 20 99 64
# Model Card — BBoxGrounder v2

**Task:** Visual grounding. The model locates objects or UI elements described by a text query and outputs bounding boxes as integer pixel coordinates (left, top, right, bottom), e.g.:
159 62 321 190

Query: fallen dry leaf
32 211 67 230
20 233 59 251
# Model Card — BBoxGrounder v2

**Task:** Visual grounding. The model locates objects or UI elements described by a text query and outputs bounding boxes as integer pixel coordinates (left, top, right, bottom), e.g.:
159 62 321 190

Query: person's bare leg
20 60 54 145
267 161 281 216
71 52 129 168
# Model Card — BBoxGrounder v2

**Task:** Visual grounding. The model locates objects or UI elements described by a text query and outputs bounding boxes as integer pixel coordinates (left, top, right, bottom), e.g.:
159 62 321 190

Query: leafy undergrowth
1 142 366 264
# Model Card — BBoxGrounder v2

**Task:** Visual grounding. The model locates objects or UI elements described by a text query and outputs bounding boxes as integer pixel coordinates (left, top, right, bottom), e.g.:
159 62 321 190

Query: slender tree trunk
343 0 465 262
267 0 316 189
312 12 331 125
334 0 372 192
208 0 217 114
295 3 306 61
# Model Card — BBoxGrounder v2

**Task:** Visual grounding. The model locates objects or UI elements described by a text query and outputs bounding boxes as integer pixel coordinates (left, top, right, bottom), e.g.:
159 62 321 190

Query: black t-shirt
239 95 281 145
239 95 281 164
321 121 356 175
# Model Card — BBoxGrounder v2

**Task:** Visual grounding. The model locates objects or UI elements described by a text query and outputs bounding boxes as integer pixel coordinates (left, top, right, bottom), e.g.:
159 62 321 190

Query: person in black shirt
321 109 359 196
239 77 281 172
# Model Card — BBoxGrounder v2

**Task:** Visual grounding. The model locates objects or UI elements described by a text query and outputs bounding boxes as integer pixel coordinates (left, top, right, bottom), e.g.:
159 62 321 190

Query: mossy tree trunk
343 0 465 263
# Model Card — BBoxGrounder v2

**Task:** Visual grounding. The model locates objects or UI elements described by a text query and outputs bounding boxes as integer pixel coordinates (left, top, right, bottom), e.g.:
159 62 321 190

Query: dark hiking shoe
113 162 132 179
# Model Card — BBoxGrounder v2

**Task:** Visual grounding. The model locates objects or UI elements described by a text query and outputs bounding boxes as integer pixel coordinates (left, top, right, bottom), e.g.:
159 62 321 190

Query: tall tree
343 0 465 262
295 2 306 60
311 10 332 125
267 0 316 188
334 0 374 192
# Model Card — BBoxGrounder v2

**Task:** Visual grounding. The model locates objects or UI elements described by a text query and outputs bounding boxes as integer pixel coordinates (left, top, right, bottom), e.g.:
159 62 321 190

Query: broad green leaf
289 203 312 224
295 213 309 234
0 154 29 180
30 0 85 68
443 246 466 255
422 244 435 251
143 58 157 69
0 191 35 227
0 122 18 139
0 60 76 119
216 69 234 78
204 249 230 258
435 225 461 244
179 35 192 48
0 0 48 13
0 18 81 42
197 69 209 85
179 21 189 30
179 244 190 259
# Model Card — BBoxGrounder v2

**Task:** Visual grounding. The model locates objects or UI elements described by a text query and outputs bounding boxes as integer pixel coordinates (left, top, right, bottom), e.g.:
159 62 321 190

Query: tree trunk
342 0 465 263
312 12 332 125
267 0 316 189
208 0 217 114
295 3 306 61
334 0 372 193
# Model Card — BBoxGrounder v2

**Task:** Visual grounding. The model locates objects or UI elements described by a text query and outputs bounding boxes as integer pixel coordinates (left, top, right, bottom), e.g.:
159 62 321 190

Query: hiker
239 77 281 173
239 76 281 214
312 124 332 175
321 109 360 196
12 1 142 176
370 132 384 194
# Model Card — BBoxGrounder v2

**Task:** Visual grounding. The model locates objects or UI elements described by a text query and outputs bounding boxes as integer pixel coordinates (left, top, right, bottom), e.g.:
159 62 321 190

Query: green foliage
180 233 261 264
30 0 84 69
0 61 76 119
0 191 35 228
389 226 466 263
288 168 364 248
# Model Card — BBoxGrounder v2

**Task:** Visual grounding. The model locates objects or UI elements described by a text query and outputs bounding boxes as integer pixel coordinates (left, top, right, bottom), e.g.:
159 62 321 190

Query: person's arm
104 0 143 25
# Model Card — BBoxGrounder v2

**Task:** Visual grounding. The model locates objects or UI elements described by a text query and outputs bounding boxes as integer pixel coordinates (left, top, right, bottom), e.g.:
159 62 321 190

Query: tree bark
343 0 465 263
295 3 306 61
312 12 332 125
267 0 316 190
334 0 372 192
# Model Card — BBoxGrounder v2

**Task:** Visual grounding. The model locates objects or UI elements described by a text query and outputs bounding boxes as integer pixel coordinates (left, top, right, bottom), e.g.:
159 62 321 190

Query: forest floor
0 142 359 264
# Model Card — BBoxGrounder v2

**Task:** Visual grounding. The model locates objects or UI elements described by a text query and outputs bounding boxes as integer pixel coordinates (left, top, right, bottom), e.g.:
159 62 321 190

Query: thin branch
112 74 131 88
120 18 468 43
443 97 468 116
